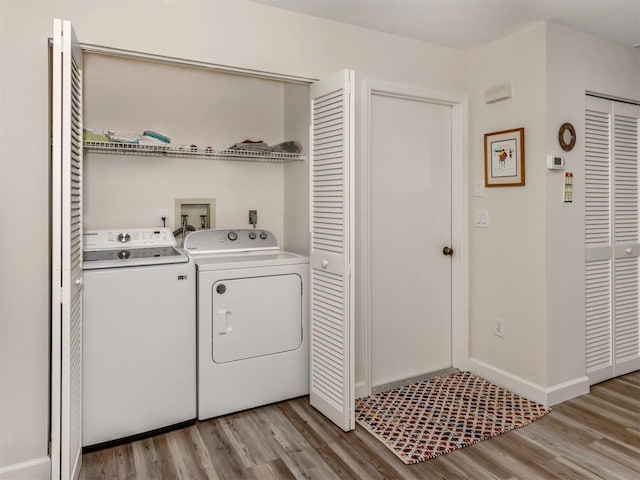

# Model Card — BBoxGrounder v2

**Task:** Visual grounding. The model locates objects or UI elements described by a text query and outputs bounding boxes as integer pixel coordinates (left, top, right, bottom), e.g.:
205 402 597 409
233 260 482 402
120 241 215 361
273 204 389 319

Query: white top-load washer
82 227 196 449
184 229 309 420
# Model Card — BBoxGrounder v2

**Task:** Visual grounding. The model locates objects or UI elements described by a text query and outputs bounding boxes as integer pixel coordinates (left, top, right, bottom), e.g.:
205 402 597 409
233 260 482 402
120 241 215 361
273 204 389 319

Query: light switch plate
474 209 489 228
474 180 485 197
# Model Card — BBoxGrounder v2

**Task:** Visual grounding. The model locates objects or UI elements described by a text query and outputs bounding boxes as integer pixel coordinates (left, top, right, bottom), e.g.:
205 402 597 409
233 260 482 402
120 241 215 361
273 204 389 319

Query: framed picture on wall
484 127 525 187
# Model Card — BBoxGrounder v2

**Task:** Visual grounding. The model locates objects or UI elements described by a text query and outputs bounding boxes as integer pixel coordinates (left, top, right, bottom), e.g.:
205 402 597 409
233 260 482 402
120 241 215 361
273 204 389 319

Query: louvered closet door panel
585 99 614 383
585 96 640 385
585 259 612 376
614 113 639 243
64 41 83 480
51 18 83 480
585 108 611 247
612 105 640 375
615 256 639 366
309 70 355 431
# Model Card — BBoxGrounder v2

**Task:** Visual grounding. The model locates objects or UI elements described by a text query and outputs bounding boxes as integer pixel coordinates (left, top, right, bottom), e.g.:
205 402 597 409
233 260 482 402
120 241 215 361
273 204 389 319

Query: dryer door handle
217 309 231 334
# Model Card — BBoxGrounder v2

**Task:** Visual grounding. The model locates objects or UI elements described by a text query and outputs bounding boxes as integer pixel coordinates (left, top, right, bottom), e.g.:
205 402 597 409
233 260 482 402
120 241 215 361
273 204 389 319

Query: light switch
474 209 489 228
474 180 485 197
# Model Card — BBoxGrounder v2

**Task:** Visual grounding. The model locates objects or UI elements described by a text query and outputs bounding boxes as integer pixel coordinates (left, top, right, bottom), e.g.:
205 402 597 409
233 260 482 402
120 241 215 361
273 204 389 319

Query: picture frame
484 127 525 187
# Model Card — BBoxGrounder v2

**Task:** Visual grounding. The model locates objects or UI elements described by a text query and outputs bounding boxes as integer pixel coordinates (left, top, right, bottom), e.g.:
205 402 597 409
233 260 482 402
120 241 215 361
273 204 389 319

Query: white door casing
362 81 468 397
585 95 640 385
309 70 355 431
51 18 83 480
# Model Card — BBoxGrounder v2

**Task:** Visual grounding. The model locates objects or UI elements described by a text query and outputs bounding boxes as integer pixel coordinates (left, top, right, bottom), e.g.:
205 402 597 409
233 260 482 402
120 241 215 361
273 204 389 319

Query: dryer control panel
184 229 279 255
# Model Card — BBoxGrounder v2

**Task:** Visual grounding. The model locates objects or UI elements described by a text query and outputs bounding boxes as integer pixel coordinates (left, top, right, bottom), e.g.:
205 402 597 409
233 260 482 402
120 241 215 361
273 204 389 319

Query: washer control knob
259 231 268 240
249 231 257 240
227 231 238 241
117 233 131 243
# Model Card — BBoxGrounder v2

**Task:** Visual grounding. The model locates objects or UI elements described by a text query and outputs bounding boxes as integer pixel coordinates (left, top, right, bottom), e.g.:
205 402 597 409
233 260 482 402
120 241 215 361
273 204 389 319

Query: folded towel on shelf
83 129 109 143
271 141 302 154
106 131 140 144
140 135 171 146
142 130 171 143
228 139 271 153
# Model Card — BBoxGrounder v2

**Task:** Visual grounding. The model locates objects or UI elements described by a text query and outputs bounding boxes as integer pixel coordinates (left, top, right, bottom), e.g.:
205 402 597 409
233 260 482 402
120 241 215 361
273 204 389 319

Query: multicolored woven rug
355 372 550 464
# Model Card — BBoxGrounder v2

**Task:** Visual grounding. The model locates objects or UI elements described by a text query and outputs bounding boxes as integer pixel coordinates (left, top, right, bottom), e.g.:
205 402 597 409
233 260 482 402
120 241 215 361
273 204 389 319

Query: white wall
283 82 311 255
0 0 466 468
467 23 549 389
544 24 640 392
467 22 640 404
83 54 288 240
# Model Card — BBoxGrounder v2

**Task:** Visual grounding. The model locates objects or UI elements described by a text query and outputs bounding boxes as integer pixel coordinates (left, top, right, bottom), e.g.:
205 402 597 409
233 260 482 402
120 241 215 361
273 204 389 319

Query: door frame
360 80 469 397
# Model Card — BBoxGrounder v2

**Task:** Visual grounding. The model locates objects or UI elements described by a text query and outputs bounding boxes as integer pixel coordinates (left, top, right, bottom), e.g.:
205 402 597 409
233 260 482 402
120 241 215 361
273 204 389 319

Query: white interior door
308 70 355 431
370 92 453 388
51 18 83 480
585 95 639 385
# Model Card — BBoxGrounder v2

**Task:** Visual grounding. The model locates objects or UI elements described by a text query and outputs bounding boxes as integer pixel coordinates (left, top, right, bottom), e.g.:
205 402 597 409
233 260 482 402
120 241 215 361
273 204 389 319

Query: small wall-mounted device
547 155 565 170
485 83 512 104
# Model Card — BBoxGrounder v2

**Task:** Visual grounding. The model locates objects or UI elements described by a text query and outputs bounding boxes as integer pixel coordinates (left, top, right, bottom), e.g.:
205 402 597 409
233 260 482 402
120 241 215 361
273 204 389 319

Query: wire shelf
83 141 306 163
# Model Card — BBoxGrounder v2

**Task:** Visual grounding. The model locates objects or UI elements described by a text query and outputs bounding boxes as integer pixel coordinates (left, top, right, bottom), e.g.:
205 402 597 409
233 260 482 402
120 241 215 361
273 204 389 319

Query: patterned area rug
355 372 550 464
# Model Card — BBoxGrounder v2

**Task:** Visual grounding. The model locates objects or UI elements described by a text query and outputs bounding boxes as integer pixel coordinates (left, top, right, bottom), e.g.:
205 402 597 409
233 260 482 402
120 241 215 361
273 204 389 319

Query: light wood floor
80 371 640 479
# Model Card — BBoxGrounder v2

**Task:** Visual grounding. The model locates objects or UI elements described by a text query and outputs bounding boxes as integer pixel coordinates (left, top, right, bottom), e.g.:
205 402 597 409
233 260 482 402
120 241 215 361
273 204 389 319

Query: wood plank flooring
80 371 640 479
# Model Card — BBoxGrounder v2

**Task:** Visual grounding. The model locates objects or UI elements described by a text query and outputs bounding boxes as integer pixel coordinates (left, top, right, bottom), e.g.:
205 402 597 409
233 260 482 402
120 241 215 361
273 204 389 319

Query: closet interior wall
83 53 310 252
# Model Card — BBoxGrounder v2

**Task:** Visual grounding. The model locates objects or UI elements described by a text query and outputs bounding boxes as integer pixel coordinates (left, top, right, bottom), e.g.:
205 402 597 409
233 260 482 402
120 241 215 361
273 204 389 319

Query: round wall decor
559 122 576 151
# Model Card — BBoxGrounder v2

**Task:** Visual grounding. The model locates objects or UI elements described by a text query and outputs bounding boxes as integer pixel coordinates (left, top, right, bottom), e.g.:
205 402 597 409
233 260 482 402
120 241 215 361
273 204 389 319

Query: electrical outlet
494 316 505 337
158 209 171 228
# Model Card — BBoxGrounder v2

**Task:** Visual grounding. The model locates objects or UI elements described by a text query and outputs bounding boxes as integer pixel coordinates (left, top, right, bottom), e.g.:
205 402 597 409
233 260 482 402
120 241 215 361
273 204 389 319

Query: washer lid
194 251 308 271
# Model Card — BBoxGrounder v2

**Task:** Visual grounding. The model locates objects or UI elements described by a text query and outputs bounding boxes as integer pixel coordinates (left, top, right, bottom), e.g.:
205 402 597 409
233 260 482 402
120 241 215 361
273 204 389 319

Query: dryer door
212 273 303 363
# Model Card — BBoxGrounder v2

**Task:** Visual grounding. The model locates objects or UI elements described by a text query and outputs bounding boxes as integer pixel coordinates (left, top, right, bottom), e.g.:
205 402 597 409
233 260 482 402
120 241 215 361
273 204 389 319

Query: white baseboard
468 357 548 404
467 357 589 406
545 375 590 405
355 381 368 399
0 456 50 480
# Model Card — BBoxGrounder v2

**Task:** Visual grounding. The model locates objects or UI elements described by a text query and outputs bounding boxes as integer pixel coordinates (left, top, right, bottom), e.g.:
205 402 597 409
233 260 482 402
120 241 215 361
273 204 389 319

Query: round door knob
75 278 82 286
321 259 329 268
443 246 454 256
626 248 633 255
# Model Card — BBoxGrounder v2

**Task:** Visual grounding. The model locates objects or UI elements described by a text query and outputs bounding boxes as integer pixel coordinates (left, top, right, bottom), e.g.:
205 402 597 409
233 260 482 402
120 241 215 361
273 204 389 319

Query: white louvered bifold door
309 70 355 431
585 95 639 385
51 18 83 480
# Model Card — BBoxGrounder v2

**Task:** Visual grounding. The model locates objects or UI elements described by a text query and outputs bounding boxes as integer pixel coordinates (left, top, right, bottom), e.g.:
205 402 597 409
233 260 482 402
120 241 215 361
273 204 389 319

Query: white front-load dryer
184 229 309 420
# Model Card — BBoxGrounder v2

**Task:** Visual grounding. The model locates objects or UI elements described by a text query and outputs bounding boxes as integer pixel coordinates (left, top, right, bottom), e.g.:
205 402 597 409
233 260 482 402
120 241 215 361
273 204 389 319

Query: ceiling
249 0 640 50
